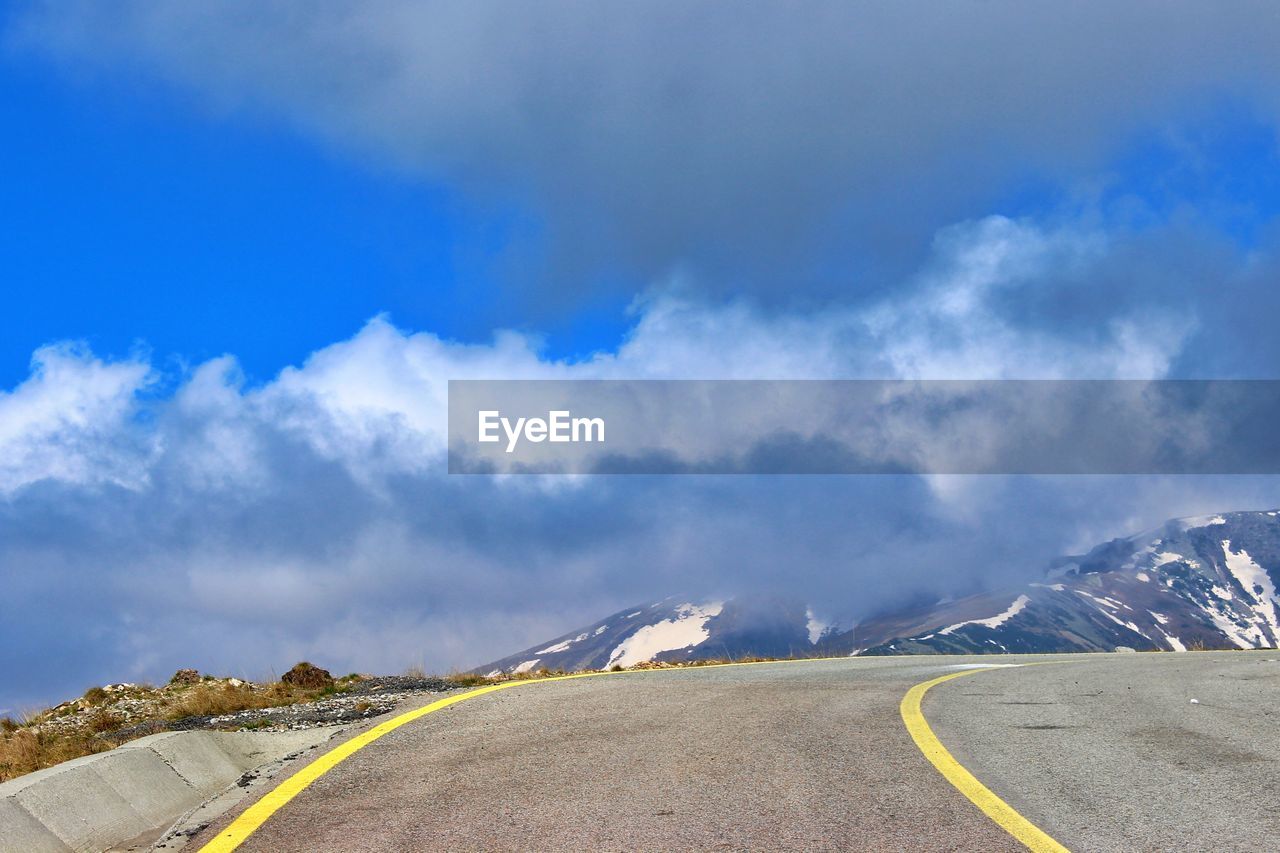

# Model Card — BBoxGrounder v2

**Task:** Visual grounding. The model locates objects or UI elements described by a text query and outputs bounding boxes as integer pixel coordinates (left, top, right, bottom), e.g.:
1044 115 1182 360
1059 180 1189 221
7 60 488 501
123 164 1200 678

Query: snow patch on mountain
537 631 591 654
605 602 724 668
939 594 1029 635
1221 541 1280 645
1090 605 1149 639
1197 598 1263 648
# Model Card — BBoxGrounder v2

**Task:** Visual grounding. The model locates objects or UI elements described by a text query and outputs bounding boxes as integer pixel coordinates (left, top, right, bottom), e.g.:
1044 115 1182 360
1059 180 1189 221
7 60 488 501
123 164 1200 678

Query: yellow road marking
198 657 848 851
197 671 607 852
203 658 1068 851
900 668 1070 853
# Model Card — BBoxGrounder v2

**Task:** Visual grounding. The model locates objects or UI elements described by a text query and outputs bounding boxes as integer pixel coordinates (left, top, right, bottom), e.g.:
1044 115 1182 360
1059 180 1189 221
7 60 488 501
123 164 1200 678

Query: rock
169 668 202 686
281 662 334 689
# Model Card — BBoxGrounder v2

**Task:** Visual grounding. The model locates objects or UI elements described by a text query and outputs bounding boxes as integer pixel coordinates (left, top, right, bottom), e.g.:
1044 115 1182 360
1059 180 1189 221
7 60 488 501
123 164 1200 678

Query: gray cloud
1 299 1279 709
12 1 1280 302
5 426 1280 710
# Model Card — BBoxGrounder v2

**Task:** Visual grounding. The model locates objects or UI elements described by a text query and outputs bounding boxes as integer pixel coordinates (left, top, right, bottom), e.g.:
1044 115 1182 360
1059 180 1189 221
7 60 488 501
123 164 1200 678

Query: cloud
841 216 1194 379
1 208 1275 709
6 2 1280 717
13 1 1280 300
0 344 152 494
6 212 1181 496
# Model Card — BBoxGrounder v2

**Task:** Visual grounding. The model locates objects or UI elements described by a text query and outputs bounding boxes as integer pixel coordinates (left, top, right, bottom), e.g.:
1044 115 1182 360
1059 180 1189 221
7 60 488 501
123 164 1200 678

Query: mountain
477 510 1280 674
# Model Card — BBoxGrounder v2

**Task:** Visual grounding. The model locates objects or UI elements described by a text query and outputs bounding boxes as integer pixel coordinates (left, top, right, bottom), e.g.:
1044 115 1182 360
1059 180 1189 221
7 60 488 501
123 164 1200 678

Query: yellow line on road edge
900 669 1069 853
198 657 847 852
196 670 609 852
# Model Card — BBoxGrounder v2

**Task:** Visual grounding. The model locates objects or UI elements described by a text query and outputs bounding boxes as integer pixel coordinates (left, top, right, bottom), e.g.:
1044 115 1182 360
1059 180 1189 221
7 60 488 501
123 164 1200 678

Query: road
199 652 1280 852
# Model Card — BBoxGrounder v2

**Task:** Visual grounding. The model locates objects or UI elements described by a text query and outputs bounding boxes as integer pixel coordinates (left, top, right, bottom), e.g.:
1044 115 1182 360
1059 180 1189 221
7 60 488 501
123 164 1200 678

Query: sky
3 2 1280 710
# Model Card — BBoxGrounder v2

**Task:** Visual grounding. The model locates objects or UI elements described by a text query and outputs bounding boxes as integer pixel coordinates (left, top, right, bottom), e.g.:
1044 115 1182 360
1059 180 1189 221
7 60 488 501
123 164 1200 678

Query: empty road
198 652 1280 852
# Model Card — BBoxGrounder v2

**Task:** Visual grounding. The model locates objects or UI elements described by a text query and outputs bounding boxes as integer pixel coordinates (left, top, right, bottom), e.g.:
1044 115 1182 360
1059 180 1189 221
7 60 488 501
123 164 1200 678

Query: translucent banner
447 380 1280 475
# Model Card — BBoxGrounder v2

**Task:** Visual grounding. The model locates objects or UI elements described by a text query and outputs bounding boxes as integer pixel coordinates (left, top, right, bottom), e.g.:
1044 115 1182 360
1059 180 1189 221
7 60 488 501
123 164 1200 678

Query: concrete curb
0 729 333 853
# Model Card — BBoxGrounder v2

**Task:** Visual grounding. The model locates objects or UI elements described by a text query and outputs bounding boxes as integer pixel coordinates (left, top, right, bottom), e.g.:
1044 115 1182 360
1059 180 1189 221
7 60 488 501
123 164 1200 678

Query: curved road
199 652 1280 852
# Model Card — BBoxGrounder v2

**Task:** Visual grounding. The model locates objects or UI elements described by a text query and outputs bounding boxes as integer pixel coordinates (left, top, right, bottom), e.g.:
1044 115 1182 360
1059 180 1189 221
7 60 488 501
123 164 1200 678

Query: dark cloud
13 1 1280 303
3 335 1280 709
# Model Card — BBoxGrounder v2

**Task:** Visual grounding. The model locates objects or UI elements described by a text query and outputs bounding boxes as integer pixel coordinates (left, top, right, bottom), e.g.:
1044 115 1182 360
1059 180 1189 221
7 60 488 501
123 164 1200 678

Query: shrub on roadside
281 662 334 689
168 668 202 686
87 711 122 734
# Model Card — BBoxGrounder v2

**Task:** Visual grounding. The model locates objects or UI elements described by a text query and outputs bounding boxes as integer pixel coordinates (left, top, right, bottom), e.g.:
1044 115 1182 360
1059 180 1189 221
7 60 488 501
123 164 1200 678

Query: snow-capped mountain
478 598 817 676
477 510 1280 673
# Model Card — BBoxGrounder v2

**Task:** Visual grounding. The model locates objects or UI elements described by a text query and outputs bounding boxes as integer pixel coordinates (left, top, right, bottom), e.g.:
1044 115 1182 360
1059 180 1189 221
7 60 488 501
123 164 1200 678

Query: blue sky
3 59 497 387
0 31 637 389
4 4 1280 386
4 2 1280 709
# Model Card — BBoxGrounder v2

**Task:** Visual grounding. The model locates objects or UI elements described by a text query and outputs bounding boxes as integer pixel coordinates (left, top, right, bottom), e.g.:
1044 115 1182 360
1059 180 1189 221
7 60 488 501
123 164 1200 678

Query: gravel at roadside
110 677 467 740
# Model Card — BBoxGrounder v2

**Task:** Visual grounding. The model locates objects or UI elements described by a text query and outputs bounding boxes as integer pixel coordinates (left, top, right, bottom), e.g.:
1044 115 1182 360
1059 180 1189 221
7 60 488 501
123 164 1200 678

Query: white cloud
863 216 1192 379
0 214 1190 497
259 317 556 473
0 211 1226 709
0 344 152 494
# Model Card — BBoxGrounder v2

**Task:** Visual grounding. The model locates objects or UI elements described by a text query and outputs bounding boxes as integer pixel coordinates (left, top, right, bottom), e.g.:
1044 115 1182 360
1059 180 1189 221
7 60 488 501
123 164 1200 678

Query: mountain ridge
477 509 1280 674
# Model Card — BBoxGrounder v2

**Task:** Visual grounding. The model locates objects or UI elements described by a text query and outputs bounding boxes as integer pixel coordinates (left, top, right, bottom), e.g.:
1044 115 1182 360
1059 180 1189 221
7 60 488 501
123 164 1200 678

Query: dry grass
0 667 360 783
1 652 844 784
85 711 123 734
162 682 326 719
445 671 493 688
0 728 113 781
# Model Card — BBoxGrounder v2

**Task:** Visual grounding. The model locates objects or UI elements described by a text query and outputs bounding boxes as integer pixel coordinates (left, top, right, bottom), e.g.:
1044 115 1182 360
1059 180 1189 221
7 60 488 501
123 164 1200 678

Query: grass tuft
446 671 493 688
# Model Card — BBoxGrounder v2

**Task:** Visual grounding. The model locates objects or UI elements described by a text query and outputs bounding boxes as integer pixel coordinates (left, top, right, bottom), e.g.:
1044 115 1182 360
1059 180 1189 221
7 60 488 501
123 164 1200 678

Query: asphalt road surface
204 652 1280 852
